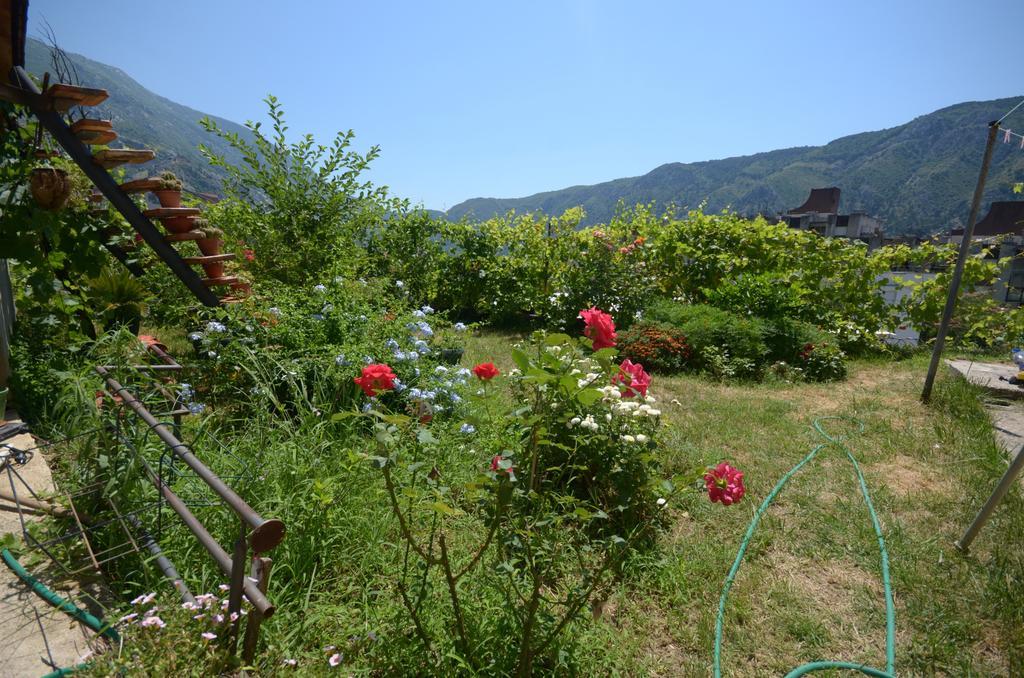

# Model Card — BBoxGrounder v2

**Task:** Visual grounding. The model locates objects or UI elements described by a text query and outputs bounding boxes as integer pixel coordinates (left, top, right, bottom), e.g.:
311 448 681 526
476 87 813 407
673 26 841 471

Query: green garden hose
1 547 120 644
712 417 896 678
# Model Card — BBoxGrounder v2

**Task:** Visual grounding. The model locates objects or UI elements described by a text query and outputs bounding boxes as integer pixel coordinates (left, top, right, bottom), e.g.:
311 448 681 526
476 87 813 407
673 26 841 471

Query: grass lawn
466 331 1024 676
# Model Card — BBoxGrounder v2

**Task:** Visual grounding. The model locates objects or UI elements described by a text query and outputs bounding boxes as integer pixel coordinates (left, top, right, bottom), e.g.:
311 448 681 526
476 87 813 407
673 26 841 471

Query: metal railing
93 359 285 662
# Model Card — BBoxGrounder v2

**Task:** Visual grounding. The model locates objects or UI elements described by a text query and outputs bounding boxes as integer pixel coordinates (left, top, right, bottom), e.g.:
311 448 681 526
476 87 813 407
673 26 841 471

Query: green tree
200 95 404 285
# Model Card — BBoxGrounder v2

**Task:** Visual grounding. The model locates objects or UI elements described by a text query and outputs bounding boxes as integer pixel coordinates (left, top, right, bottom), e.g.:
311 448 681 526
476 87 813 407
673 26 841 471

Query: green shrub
760 318 830 363
798 341 848 382
646 300 767 379
703 272 804 321
617 321 691 373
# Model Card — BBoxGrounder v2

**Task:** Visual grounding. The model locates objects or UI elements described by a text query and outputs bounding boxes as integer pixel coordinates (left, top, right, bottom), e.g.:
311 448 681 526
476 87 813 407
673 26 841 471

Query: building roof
956 201 1024 237
787 187 841 215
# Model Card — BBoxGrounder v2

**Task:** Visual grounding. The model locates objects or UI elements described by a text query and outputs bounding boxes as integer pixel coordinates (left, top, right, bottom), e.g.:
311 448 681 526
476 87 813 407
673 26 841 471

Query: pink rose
579 307 617 350
704 462 745 506
612 359 651 398
354 364 397 397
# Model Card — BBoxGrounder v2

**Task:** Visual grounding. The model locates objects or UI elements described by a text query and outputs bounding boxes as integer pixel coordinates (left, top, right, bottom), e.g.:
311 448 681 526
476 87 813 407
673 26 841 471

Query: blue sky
26 0 1024 209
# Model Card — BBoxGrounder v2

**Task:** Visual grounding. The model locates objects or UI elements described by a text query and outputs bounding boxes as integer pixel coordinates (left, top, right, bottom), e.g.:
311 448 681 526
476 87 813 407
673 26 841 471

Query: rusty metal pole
227 520 248 655
922 122 1001 402
242 556 273 665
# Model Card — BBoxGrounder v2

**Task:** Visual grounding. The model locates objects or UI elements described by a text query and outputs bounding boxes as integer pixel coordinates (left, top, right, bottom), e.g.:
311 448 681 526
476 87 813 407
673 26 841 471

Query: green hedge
642 299 846 382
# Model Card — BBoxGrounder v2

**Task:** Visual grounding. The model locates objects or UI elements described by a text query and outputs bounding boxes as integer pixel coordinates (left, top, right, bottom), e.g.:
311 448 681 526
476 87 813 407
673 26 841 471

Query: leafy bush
646 300 767 379
200 96 403 286
340 315 725 674
760 317 830 363
617 322 691 373
798 341 848 382
703 272 804 321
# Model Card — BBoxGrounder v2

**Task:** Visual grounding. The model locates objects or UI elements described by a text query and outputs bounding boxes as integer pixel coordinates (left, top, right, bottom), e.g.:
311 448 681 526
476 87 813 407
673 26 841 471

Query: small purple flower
201 631 217 640
140 615 166 629
329 653 343 667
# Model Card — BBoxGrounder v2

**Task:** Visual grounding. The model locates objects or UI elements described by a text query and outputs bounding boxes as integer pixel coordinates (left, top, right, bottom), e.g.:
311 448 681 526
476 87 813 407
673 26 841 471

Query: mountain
24 38 1024 235
25 38 250 196
446 97 1024 235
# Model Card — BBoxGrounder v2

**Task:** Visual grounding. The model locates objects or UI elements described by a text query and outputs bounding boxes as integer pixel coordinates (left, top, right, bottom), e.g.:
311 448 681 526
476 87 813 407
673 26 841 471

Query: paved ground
946 359 1024 400
946 358 1024 505
0 409 100 678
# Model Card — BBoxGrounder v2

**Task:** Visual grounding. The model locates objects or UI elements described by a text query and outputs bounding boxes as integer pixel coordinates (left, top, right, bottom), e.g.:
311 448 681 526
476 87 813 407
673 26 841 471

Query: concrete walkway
0 410 100 678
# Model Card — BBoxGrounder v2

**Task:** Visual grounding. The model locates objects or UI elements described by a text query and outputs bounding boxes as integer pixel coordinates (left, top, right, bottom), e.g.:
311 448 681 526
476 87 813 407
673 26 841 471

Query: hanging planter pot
201 261 226 279
195 224 223 257
153 188 182 208
30 166 72 211
153 171 183 208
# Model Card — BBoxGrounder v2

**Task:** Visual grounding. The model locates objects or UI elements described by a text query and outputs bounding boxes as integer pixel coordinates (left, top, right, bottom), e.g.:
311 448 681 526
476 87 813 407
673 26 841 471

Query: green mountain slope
447 98 1024 235
25 38 249 196
25 38 1024 234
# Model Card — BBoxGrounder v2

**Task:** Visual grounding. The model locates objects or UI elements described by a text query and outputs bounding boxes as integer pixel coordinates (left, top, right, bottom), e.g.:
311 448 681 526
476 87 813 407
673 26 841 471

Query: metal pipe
922 122 1001 402
135 455 274 617
955 443 1024 552
146 343 180 368
127 515 195 605
94 366 285 552
98 364 183 372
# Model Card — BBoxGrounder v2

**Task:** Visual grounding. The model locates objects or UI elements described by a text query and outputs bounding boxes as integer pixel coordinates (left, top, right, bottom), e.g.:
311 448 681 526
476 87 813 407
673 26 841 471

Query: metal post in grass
956 442 1024 552
921 121 1000 403
242 556 273 664
227 521 249 654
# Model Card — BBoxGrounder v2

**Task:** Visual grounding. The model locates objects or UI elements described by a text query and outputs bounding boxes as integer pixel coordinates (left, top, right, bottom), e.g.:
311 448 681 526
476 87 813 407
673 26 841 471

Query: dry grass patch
870 454 956 499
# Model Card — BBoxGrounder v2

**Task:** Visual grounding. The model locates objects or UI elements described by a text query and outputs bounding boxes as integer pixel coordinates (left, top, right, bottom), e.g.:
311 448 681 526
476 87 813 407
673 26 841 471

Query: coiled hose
712 417 896 678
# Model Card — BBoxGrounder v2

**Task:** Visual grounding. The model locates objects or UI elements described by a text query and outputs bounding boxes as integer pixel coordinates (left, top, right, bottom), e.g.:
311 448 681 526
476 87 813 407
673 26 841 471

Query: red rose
243 248 255 261
704 462 745 506
579 307 617 350
612 359 651 398
473 362 500 380
353 363 397 397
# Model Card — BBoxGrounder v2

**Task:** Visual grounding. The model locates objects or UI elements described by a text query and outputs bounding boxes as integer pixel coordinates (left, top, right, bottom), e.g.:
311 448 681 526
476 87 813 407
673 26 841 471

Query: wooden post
242 556 273 665
921 122 1001 402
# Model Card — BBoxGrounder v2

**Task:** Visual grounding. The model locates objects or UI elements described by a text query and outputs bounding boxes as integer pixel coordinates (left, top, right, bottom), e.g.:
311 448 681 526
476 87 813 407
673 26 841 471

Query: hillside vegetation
25 38 250 196
447 98 1024 235
27 39 1024 235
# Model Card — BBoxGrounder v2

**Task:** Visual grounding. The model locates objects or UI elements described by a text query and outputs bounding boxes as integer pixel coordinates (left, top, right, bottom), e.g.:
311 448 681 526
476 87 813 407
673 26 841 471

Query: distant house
783 187 885 250
949 201 1024 305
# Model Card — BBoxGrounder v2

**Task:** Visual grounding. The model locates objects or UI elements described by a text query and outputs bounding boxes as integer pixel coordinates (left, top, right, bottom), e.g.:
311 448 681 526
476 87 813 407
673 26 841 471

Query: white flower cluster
612 400 661 418
568 414 600 431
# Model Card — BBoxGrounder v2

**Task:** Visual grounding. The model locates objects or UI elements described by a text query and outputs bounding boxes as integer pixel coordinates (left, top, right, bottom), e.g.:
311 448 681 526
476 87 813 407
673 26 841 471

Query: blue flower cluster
405 365 471 414
177 383 206 415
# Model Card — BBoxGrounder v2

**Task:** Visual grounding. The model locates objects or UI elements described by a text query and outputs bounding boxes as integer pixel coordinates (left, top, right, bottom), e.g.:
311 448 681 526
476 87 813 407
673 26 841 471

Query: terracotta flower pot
231 281 252 296
153 189 182 208
196 237 222 256
163 216 195 233
30 167 71 211
202 261 225 279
